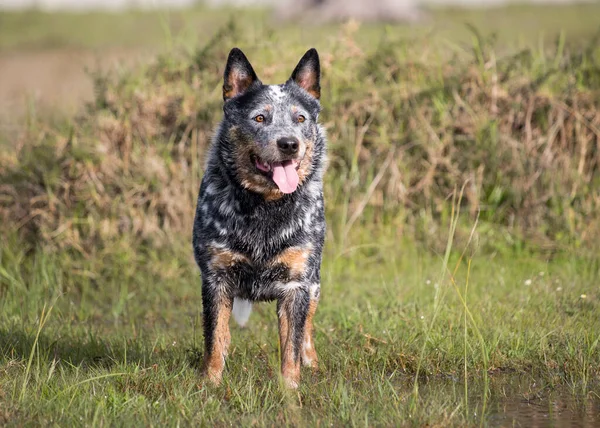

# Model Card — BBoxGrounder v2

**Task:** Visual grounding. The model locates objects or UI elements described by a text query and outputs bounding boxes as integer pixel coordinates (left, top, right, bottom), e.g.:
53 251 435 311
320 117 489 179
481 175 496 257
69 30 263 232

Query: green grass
0 7 265 51
2 3 600 52
1 4 600 426
0 222 598 425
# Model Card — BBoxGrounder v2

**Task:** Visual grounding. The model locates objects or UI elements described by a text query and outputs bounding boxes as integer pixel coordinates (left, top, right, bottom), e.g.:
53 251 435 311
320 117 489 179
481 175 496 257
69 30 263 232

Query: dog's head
220 48 323 198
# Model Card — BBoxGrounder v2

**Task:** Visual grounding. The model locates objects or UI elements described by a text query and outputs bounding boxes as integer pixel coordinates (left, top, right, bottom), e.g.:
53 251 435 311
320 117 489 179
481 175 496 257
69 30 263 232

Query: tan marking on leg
271 245 312 277
302 299 319 369
204 299 232 385
278 308 300 389
208 245 249 270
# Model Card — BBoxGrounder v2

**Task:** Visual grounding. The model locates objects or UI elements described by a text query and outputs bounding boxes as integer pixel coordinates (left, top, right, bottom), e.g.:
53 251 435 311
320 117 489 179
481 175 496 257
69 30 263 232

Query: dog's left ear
290 48 320 100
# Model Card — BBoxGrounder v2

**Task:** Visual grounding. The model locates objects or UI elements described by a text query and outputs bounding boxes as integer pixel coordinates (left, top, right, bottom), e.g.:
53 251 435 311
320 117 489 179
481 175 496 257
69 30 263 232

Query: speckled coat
192 48 326 388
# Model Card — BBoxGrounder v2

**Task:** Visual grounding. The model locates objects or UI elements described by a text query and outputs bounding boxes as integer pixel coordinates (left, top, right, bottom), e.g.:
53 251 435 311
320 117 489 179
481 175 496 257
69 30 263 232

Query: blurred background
1 0 597 131
2 0 600 250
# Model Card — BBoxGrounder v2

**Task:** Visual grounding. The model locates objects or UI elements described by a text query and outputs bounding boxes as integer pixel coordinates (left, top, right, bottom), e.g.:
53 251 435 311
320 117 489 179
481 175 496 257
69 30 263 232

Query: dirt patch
0 47 153 135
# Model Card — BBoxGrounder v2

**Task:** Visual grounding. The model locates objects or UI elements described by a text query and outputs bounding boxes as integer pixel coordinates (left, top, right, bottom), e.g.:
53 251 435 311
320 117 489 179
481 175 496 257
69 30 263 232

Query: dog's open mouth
253 156 300 194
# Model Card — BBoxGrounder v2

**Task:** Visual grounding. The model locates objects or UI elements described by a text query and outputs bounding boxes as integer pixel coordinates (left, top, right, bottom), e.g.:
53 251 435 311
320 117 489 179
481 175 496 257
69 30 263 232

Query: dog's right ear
223 48 260 101
290 48 320 100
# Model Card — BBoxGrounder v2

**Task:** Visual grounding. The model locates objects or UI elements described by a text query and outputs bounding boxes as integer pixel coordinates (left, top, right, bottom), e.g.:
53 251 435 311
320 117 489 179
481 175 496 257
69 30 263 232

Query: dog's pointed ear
223 48 260 101
290 48 320 100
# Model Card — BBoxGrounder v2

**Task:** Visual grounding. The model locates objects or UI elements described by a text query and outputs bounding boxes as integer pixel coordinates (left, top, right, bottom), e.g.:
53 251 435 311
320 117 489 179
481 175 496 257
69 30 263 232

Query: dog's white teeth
255 158 272 172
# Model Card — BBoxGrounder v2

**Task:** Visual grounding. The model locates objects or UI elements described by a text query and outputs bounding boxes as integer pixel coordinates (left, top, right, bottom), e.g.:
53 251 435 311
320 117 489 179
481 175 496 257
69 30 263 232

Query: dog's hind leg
301 283 320 369
277 286 310 389
202 283 233 385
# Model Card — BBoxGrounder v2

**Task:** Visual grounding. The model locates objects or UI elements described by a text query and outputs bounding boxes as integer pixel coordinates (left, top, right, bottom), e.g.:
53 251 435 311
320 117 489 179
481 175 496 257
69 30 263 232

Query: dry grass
1 21 599 254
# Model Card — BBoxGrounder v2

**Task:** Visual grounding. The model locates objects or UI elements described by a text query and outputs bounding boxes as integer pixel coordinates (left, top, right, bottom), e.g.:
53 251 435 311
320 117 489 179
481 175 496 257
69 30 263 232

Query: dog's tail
232 298 252 327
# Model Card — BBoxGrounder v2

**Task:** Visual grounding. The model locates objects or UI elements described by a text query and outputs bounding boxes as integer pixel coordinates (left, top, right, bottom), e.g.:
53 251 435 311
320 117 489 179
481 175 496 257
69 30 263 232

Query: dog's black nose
277 137 299 156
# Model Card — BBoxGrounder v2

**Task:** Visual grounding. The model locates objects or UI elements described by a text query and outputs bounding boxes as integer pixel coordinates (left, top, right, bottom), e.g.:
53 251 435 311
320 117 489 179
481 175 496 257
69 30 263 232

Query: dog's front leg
301 283 320 369
277 286 310 389
201 281 233 385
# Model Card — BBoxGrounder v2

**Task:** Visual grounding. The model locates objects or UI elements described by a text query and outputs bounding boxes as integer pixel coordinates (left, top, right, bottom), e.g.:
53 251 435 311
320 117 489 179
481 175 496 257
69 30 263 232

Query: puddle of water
485 376 600 428
487 394 600 428
413 374 600 427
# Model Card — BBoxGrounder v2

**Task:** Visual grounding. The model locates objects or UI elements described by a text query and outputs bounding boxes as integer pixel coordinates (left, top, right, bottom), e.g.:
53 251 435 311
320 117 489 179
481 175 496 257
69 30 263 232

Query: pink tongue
272 160 299 194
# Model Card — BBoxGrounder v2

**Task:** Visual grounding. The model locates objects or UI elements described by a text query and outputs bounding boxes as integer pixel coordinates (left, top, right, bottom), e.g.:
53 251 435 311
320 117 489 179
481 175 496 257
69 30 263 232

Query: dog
192 47 326 389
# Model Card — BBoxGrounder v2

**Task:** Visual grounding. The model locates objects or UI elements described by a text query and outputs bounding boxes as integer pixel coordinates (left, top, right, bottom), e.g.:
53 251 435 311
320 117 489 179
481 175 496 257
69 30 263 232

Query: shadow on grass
0 326 194 370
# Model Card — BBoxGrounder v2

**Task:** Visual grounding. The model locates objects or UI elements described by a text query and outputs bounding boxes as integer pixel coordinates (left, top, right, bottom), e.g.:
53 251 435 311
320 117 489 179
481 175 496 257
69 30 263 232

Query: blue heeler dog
192 48 326 388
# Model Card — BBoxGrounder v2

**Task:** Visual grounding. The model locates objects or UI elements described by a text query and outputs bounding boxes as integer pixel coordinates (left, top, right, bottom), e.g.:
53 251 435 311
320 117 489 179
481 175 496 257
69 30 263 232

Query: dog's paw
204 366 224 386
283 376 299 389
301 344 318 369
281 363 301 389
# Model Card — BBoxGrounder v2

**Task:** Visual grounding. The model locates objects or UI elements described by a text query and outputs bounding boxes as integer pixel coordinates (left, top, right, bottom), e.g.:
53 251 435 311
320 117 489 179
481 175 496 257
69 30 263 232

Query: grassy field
1 225 598 425
1 4 600 426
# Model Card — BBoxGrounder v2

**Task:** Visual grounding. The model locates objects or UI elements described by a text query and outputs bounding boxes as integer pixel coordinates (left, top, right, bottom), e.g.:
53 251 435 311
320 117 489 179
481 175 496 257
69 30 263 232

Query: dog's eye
254 115 265 123
297 115 306 123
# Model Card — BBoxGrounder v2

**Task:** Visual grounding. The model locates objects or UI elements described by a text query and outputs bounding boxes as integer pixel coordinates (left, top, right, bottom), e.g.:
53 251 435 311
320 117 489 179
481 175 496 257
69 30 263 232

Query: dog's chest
200 207 319 300
198 182 322 255
194 183 324 298
212 204 312 260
